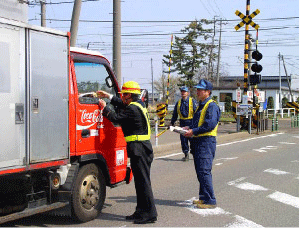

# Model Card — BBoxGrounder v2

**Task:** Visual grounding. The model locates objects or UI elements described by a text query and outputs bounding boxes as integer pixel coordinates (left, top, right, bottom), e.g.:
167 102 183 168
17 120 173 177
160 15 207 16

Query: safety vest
177 97 194 120
124 102 151 142
194 99 218 137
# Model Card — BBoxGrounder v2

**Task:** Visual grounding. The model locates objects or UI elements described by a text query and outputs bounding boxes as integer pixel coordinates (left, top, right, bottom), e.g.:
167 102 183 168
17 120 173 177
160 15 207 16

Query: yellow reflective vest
177 97 194 120
124 102 151 142
194 99 218 137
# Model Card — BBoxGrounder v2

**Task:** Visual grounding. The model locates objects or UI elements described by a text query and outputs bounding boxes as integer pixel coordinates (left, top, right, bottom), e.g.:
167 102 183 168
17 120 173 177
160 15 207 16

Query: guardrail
266 108 296 118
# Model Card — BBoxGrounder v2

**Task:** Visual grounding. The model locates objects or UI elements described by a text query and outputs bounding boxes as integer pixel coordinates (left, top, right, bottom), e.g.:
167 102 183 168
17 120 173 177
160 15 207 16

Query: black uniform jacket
102 96 153 158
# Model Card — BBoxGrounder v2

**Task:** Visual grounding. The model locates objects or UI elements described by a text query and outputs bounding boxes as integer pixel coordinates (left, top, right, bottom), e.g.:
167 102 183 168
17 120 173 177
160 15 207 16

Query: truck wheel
71 163 106 222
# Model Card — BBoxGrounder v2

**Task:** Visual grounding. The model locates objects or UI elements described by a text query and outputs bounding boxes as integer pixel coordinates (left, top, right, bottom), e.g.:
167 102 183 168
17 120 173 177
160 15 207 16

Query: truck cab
69 47 128 185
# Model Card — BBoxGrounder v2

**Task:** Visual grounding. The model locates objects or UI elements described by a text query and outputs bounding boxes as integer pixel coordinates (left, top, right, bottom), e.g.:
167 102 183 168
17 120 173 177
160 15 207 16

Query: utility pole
113 0 122 84
40 0 46 27
279 52 282 108
151 58 154 105
216 18 222 88
281 55 294 102
208 17 216 80
70 0 82 47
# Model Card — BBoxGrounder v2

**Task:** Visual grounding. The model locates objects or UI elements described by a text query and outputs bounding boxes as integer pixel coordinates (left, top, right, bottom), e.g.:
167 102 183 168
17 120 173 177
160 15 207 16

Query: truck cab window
75 62 116 104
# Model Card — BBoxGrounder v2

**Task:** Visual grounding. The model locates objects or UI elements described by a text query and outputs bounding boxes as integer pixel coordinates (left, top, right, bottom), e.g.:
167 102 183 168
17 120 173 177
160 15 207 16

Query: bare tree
153 74 180 104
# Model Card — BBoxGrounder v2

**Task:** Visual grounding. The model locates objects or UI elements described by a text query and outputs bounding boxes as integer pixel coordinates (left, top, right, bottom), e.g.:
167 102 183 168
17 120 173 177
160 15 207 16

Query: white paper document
169 126 188 135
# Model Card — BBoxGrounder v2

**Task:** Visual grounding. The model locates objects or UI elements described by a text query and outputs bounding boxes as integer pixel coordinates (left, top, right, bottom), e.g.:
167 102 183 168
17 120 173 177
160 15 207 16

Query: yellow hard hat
120 81 141 94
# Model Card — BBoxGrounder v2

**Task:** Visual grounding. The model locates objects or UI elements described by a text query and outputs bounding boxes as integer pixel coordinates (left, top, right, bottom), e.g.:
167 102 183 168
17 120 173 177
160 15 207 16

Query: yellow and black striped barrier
156 103 167 127
286 102 299 114
155 35 173 137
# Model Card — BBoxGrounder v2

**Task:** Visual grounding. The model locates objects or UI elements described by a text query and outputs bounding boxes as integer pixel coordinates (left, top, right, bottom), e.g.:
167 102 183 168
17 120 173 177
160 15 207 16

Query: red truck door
69 50 128 184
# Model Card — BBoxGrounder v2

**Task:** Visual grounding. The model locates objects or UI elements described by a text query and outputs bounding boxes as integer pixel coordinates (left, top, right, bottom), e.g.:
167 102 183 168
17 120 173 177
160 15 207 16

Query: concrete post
41 1 46 27
113 0 122 84
154 116 158 146
70 0 82 47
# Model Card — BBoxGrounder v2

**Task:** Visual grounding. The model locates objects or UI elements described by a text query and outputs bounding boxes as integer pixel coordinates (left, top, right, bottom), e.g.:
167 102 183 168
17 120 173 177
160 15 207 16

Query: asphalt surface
151 118 297 156
4 118 298 227
2 118 298 227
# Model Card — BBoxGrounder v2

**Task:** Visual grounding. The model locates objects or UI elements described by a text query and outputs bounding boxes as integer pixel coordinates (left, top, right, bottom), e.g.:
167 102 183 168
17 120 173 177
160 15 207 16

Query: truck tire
71 163 106 222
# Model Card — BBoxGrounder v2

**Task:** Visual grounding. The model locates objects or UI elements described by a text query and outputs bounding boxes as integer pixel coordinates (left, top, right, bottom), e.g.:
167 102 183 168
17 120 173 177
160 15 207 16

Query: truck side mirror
105 76 113 88
140 89 149 108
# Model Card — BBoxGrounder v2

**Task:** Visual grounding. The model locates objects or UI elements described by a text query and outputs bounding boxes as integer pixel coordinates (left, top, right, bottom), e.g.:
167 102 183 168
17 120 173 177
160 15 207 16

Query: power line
28 16 299 23
29 0 99 5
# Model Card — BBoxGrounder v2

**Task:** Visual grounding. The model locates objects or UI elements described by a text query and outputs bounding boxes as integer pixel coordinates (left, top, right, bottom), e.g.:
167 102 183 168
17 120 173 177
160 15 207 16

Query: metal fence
266 108 296 118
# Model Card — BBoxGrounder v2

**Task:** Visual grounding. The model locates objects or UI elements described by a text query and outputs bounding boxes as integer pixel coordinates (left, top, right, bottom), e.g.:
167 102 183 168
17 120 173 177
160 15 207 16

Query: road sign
235 9 260 31
236 104 253 116
247 90 265 103
236 89 242 103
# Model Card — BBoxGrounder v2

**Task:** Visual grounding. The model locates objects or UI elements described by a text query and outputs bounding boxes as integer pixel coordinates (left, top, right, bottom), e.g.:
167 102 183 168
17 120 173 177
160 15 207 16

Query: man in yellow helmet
97 81 157 224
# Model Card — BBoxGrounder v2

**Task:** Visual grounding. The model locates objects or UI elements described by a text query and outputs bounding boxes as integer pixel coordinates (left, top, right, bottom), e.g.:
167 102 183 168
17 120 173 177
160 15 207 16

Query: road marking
189 206 230 217
217 133 284 147
178 198 230 217
227 177 247 186
229 178 299 209
279 142 296 145
264 168 290 175
156 133 284 160
226 215 264 228
232 182 269 192
228 178 269 192
253 146 278 153
215 163 223 166
216 157 239 161
180 198 263 227
267 191 299 208
155 152 182 159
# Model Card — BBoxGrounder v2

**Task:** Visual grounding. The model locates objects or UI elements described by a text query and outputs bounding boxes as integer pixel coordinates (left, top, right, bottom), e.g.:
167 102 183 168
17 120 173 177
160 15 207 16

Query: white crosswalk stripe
267 191 299 208
228 172 299 209
264 168 290 175
226 215 264 228
178 198 263 227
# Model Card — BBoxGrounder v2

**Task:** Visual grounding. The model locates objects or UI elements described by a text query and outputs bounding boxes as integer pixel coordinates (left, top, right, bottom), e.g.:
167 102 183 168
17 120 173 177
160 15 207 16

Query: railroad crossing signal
235 9 260 31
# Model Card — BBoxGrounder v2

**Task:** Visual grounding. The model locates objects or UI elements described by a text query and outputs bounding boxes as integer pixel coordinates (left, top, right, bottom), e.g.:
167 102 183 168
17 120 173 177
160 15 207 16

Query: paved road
5 121 298 227
151 118 294 155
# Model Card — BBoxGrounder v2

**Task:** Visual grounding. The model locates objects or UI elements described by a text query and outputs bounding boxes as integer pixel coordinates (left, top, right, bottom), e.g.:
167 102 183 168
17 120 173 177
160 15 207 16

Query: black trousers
128 141 157 218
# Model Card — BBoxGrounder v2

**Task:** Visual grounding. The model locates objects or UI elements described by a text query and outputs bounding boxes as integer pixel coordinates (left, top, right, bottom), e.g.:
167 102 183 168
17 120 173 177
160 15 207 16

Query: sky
27 0 299 91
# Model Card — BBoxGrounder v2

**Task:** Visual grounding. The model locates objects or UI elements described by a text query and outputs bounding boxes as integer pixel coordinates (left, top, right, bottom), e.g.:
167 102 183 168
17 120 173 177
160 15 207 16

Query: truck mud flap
0 202 68 225
46 163 80 217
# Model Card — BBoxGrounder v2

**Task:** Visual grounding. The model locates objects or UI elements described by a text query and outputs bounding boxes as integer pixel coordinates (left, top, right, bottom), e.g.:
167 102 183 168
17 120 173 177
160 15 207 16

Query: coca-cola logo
81 109 103 124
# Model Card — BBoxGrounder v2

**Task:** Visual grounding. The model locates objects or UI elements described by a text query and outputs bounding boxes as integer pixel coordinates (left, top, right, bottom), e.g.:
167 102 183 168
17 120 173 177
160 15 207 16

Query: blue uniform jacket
171 97 197 127
190 96 220 159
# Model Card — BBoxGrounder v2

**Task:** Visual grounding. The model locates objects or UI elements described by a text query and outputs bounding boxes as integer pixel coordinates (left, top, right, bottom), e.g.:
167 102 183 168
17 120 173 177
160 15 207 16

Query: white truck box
0 0 27 23
0 17 69 170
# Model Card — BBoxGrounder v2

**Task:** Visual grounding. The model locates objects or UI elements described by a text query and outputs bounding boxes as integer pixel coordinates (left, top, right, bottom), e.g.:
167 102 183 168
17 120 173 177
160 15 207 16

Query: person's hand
182 126 189 130
99 99 107 109
184 129 193 137
168 124 174 129
96 90 110 99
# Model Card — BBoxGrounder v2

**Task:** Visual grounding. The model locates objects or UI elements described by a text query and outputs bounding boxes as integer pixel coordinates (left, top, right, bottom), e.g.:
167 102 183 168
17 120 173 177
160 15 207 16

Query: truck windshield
74 62 116 104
